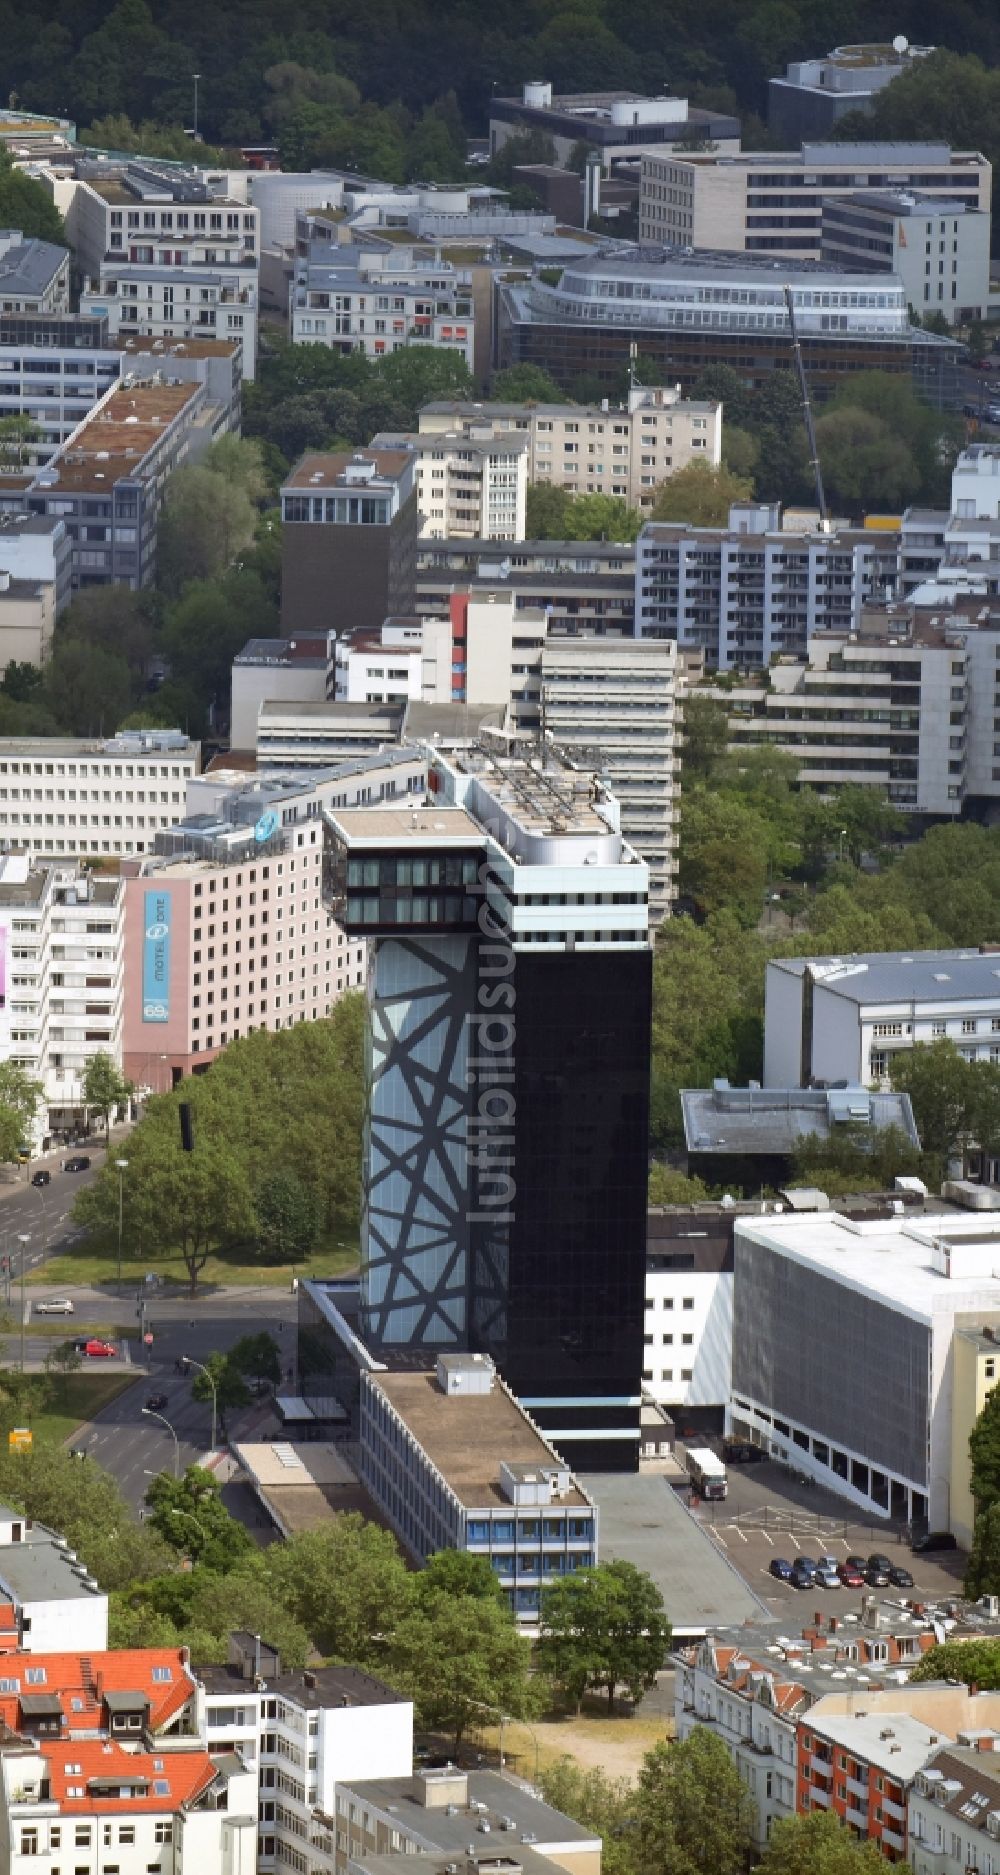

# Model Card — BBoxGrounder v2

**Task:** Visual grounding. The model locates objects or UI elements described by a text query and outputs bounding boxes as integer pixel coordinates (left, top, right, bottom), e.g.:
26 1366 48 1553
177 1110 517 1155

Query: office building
290 231 474 368
0 515 71 617
333 623 433 707
198 1633 413 1875
418 383 722 510
23 377 213 591
230 633 332 752
496 248 964 409
280 449 419 636
254 700 409 769
729 1204 1000 1528
0 1501 108 1650
67 156 259 376
638 142 991 259
769 41 937 142
489 81 739 171
371 422 528 542
910 1745 1000 1875
0 233 68 316
249 168 556 252
416 536 636 636
336 1766 602 1875
360 1354 597 1621
121 765 385 1086
680 1081 920 1187
0 311 119 469
0 730 198 861
644 1205 735 1421
764 947 1000 1089
636 503 901 669
540 635 679 919
821 190 990 324
0 572 53 671
323 745 651 1466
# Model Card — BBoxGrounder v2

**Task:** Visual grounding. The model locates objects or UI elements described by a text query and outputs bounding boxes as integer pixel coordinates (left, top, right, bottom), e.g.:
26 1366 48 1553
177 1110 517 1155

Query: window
154 1822 173 1843
963 1018 978 1035
682 1298 694 1311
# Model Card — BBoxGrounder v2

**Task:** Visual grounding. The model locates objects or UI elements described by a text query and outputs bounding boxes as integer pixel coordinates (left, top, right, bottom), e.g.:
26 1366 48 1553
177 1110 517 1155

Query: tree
537 1560 670 1712
156 466 259 594
0 415 41 470
387 1591 534 1752
525 484 641 542
758 1809 894 1875
636 1730 755 1875
890 1041 977 1171
255 1170 318 1264
415 1549 508 1608
650 460 752 526
188 1350 252 1427
911 1637 1000 1688
43 639 133 737
539 1761 637 1875
966 1503 1000 1600
0 1063 42 1165
0 1441 171 1591
0 148 65 245
83 1053 133 1146
264 1513 413 1665
228 1332 282 1391
970 1386 1000 1517
649 1166 709 1205
720 424 759 482
811 407 920 513
790 1121 923 1197
491 365 567 403
145 1464 255 1571
681 694 729 784
526 482 574 538
54 587 155 691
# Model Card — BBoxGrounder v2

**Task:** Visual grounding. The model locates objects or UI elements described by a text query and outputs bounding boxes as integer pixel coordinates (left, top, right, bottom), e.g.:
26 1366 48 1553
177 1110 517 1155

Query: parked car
33 1298 73 1315
82 1338 116 1358
723 1437 764 1464
888 1564 914 1588
868 1553 893 1574
790 1559 817 1587
815 1554 840 1574
64 1156 90 1173
145 1392 168 1411
912 1530 958 1553
865 1564 890 1587
845 1554 868 1575
769 1557 794 1581
839 1561 865 1587
815 1564 841 1589
30 1169 50 1187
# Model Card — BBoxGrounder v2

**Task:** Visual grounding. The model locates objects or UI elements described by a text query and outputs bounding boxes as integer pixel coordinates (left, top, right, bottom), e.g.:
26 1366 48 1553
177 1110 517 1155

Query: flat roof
0 1526 106 1605
770 948 1000 1006
40 380 201 491
117 333 240 360
807 1705 956 1777
231 1438 385 1538
284 449 413 490
368 1370 589 1510
342 1769 600 1851
580 1471 769 1637
197 1659 403 1710
681 1084 920 1154
734 1209 1000 1324
327 805 483 845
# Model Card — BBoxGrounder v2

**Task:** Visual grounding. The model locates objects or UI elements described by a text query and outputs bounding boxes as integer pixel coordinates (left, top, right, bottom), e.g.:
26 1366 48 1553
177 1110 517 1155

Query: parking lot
689 1457 968 1615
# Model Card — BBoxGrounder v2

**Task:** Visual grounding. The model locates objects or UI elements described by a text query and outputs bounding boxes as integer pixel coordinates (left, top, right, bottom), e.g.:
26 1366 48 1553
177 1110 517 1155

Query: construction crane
783 283 831 534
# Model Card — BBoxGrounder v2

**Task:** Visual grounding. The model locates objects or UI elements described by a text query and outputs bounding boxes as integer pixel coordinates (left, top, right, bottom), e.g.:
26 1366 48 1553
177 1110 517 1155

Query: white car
33 1298 74 1315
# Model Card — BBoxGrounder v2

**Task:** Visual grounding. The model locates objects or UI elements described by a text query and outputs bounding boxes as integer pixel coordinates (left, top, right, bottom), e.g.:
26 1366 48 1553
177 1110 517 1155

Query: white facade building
675 1631 804 1847
291 229 474 367
765 948 1000 1089
644 1224 733 1413
418 384 722 510
639 142 992 260
0 234 69 314
0 731 198 861
821 190 991 326
0 1502 108 1650
371 423 528 541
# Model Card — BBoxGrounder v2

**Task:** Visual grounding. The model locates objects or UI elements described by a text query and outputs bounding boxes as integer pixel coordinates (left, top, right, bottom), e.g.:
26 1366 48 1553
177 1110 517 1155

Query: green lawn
12 1371 137 1445
30 1231 360 1292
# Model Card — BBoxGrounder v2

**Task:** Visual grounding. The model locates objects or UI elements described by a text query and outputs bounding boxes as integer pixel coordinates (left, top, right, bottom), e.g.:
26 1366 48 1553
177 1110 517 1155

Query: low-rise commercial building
254 700 409 769
821 190 990 325
768 41 937 141
230 633 331 752
337 1765 603 1875
417 384 722 510
680 1081 920 1188
360 1354 598 1622
0 730 198 860
280 449 419 636
490 80 739 171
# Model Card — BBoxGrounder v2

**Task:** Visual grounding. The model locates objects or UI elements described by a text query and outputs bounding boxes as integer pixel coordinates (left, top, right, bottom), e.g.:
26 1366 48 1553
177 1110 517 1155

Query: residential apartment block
490 80 739 170
910 1744 1000 1875
370 422 528 542
0 730 198 861
67 157 259 376
768 41 937 141
417 384 722 511
23 377 215 591
416 536 636 636
636 502 900 669
291 227 474 368
280 449 419 635
0 1502 108 1651
638 142 992 261
360 1354 598 1621
821 190 991 324
0 515 71 616
337 1766 603 1875
0 233 68 315
0 856 124 1148
764 947 1000 1089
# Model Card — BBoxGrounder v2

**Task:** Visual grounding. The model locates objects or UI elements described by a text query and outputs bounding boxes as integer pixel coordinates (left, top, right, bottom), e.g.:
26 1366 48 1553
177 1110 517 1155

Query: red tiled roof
0 1647 194 1734
41 1737 216 1815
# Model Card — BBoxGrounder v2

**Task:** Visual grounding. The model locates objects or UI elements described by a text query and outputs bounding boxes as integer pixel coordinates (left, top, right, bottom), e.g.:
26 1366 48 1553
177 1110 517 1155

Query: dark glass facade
471 950 652 1471
324 838 485 935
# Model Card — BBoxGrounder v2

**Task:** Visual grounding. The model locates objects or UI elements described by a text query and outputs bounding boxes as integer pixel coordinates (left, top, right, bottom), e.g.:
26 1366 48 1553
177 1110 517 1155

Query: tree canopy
538 1560 671 1712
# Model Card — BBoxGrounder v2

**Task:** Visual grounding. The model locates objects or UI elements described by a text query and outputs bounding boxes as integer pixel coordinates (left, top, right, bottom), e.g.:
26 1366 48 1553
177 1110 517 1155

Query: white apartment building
418 383 722 510
636 502 900 669
0 730 198 860
67 159 259 376
371 423 528 541
291 227 474 368
0 857 124 1147
540 636 680 919
0 1502 108 1650
764 948 1000 1089
0 234 68 315
644 1208 734 1413
675 1630 805 1848
910 1745 1000 1875
197 1634 413 1875
821 190 991 325
639 141 992 260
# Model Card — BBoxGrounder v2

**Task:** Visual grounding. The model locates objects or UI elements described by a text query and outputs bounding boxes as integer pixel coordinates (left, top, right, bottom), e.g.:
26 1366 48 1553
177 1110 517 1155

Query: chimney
304 1670 317 1690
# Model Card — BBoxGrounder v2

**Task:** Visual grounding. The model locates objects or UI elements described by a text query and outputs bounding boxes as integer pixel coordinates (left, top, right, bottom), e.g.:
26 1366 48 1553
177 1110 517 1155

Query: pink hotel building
122 821 367 1088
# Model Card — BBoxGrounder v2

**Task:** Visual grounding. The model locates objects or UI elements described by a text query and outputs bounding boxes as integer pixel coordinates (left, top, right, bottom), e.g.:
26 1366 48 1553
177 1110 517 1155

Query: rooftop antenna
783 283 831 534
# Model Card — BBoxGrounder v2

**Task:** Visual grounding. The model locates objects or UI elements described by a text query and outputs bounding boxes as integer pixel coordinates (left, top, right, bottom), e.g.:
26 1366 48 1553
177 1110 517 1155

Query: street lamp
168 1506 208 1555
17 1234 29 1372
838 827 848 863
141 1405 181 1479
182 1355 217 1455
192 73 201 140
115 1158 128 1292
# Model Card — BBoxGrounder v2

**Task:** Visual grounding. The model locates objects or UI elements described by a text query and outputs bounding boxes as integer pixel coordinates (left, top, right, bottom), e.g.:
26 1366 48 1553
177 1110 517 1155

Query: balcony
883 1797 905 1824
882 1828 905 1854
811 1756 834 1779
847 1777 869 1803
845 1806 869 1831
810 1788 831 1808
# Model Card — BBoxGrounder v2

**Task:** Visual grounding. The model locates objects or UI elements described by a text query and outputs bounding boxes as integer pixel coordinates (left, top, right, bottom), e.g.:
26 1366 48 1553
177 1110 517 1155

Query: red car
83 1338 117 1359
838 1561 865 1587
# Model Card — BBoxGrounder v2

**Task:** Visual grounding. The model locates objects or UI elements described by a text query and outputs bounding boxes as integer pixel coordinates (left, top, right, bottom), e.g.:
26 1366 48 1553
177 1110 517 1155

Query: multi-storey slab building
323 745 651 1466
370 422 528 542
638 141 991 261
821 190 990 325
67 157 259 376
490 80 740 170
768 41 937 141
418 384 722 511
497 247 964 409
291 230 474 368
0 730 197 861
280 449 419 635
636 502 900 668
416 536 636 636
